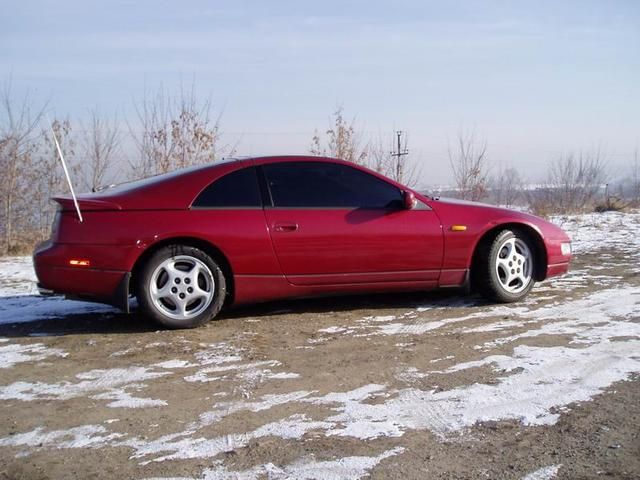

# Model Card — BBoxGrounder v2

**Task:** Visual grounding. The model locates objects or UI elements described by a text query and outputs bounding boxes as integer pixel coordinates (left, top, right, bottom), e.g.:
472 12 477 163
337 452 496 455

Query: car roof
75 156 410 210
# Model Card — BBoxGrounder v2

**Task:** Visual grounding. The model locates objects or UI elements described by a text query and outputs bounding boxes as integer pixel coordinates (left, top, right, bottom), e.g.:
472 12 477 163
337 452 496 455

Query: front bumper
543 237 572 279
546 261 570 278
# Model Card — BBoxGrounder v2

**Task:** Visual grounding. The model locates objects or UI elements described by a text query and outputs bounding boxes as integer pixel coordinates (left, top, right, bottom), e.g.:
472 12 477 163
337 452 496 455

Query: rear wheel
475 229 535 303
137 245 226 328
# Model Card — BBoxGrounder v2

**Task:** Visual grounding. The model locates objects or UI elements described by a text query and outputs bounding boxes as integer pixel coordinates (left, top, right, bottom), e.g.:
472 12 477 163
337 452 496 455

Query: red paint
33 156 572 311
263 208 443 285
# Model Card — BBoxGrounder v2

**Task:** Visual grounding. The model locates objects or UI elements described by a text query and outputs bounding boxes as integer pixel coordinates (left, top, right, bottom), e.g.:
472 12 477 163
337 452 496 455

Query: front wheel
137 245 226 328
475 229 535 303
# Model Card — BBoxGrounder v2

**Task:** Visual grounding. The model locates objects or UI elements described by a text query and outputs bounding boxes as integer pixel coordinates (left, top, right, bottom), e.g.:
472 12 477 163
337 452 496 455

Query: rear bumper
33 241 131 312
37 283 56 296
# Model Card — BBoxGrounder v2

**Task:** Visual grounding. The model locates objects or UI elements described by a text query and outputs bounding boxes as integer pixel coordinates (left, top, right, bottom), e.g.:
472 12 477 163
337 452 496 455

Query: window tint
192 167 262 208
263 162 403 208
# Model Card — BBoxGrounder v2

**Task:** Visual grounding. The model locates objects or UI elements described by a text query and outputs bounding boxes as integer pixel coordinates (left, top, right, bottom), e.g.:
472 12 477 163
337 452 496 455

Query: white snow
183 360 297 384
395 366 429 383
0 257 38 296
364 306 530 337
521 464 562 480
148 447 404 480
195 391 315 427
459 319 524 333
360 315 396 323
429 355 455 364
128 414 334 464
91 389 168 409
192 343 244 366
0 366 171 406
153 360 195 369
477 285 640 350
317 326 350 334
0 424 123 450
0 342 67 368
553 211 640 256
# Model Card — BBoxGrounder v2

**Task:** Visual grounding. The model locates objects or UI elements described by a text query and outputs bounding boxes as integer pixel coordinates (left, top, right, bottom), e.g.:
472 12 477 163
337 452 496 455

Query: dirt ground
0 246 639 480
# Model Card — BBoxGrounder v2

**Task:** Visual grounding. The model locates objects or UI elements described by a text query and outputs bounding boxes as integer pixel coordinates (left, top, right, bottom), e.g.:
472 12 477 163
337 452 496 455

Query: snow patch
478 286 640 350
429 355 455 364
153 360 196 369
554 211 640 256
0 342 67 368
0 425 123 455
521 464 562 480
0 257 38 296
150 447 405 480
92 388 168 408
196 391 314 427
459 320 524 333
0 366 171 408
396 367 429 383
129 414 333 464
317 326 350 334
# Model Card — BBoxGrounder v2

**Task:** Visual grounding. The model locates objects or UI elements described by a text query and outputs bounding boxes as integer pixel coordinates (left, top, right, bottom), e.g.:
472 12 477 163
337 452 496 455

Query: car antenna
48 117 83 223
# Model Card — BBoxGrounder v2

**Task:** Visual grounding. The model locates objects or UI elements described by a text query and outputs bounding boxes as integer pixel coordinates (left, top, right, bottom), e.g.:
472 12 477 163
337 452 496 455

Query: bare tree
31 118 77 240
527 149 608 215
80 110 120 191
547 150 607 212
369 132 420 187
491 166 523 207
0 81 45 254
448 130 490 201
130 83 230 179
310 107 369 165
367 135 387 175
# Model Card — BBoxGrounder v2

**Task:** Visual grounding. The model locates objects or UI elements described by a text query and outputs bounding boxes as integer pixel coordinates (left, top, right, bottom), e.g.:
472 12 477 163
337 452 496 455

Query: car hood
426 197 570 241
430 196 525 215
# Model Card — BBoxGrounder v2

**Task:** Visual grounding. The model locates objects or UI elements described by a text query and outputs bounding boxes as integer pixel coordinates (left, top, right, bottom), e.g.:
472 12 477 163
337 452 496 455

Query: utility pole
390 130 409 182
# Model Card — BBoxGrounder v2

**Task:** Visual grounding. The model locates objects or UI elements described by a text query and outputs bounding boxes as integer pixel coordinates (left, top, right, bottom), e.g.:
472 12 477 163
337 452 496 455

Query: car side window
192 166 262 208
263 162 403 208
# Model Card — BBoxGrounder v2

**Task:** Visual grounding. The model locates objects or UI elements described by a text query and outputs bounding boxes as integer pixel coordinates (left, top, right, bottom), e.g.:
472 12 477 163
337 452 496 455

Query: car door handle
273 223 298 232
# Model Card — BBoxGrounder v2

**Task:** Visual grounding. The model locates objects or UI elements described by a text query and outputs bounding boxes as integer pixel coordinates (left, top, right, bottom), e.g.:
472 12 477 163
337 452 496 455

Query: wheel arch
130 237 235 305
470 222 548 285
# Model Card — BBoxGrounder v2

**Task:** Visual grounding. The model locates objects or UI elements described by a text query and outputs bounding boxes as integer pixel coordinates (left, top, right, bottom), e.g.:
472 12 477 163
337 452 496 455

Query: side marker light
69 259 91 267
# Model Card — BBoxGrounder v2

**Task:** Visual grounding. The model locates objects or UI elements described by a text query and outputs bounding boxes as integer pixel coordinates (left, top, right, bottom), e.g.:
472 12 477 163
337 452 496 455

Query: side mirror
403 190 417 210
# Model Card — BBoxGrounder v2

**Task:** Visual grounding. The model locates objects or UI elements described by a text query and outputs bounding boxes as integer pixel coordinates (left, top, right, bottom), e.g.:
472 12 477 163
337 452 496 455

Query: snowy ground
0 211 639 479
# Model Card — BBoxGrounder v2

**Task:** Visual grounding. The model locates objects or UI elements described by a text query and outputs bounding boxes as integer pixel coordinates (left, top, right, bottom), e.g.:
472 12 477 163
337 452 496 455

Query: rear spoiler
53 197 122 212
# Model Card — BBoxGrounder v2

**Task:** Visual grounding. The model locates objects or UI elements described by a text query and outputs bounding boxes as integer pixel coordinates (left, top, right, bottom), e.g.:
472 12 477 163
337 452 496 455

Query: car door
261 160 444 286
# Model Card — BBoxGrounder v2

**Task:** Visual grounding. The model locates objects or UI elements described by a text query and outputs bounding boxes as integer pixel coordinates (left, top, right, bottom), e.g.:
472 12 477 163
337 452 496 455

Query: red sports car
34 156 572 328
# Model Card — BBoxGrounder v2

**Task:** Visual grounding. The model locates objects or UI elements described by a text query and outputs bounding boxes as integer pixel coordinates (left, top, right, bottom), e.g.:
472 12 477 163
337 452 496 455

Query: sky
2 0 639 186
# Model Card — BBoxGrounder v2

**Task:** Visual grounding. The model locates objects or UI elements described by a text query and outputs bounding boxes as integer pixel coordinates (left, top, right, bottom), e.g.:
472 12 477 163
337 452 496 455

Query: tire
137 245 226 329
474 229 535 303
